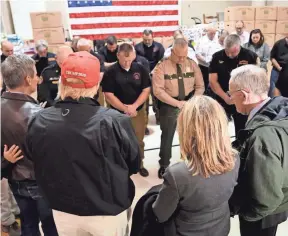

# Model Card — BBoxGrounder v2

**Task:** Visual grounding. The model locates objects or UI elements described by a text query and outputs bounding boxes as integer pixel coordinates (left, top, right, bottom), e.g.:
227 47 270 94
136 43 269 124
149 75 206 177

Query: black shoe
2 221 21 235
139 167 149 177
145 128 150 135
158 167 166 179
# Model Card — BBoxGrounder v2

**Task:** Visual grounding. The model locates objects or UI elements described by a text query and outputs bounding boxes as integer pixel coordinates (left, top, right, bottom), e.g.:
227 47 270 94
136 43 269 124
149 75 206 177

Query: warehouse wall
6 0 288 40
181 0 253 26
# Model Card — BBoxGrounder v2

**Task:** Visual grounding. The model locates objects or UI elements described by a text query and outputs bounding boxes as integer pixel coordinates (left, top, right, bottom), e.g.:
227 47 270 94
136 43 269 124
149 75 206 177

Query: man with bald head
77 38 105 75
38 46 73 107
1 41 14 94
77 38 106 105
1 40 14 63
153 38 204 178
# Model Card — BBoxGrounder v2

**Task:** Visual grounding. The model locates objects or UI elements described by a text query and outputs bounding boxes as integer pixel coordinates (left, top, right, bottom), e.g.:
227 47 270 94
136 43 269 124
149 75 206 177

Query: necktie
176 64 186 101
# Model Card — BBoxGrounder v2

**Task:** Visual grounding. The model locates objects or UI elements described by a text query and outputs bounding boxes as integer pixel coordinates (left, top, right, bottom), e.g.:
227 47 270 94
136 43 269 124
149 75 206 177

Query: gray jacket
153 159 240 236
243 42 270 71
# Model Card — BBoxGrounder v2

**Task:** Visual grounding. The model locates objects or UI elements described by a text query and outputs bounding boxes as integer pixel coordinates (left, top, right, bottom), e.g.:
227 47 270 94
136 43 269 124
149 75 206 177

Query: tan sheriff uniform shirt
153 57 204 107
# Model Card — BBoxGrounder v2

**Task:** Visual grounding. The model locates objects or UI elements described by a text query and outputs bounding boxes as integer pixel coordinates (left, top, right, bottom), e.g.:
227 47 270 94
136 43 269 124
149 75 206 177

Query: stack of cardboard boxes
30 12 66 54
224 6 288 48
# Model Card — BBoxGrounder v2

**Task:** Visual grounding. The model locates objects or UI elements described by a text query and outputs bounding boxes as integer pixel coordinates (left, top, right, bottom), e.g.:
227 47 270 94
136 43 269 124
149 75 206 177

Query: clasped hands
124 104 138 117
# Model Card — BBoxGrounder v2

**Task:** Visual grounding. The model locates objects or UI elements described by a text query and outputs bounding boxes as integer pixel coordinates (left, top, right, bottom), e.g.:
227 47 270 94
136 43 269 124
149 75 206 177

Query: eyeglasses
226 89 242 97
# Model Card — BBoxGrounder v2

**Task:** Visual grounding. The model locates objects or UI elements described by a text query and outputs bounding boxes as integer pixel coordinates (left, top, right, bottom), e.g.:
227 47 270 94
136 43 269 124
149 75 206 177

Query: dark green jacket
230 96 288 223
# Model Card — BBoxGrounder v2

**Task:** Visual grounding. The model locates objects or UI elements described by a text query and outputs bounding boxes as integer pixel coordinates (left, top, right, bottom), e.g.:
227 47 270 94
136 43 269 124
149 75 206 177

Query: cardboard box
224 7 255 21
275 34 285 42
224 21 255 33
33 27 65 44
263 34 275 48
277 7 288 20
255 20 276 34
276 21 288 34
255 7 277 20
30 12 62 29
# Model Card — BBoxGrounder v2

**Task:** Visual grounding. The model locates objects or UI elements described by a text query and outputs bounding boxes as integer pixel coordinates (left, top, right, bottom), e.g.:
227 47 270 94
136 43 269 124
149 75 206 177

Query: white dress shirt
231 31 250 46
196 36 223 67
164 46 198 64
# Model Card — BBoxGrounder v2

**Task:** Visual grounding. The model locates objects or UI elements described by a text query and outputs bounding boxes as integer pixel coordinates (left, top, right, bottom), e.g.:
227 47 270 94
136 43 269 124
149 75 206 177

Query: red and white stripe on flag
68 0 180 40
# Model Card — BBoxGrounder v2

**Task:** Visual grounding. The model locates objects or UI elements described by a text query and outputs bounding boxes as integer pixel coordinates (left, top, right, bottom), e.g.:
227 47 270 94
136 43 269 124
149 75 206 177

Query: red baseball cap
61 51 100 88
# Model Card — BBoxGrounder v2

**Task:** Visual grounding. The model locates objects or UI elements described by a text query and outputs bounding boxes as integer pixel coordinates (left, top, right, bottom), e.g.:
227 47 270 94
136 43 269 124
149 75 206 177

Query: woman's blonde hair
177 95 237 178
59 78 98 100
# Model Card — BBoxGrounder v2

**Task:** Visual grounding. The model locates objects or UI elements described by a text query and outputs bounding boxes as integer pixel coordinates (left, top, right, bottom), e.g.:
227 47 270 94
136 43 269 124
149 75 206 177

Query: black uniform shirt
89 50 106 72
32 52 56 76
209 47 258 92
102 62 151 112
98 46 118 63
135 55 150 72
135 41 165 71
270 38 288 69
38 63 61 107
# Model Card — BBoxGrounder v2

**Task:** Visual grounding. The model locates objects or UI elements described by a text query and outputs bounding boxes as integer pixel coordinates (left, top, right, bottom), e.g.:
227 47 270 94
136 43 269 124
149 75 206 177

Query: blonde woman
152 95 240 236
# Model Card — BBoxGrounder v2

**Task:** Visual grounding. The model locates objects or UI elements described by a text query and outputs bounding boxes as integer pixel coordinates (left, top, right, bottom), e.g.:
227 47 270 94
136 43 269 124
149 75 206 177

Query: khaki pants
1 178 20 226
52 210 128 236
130 106 146 167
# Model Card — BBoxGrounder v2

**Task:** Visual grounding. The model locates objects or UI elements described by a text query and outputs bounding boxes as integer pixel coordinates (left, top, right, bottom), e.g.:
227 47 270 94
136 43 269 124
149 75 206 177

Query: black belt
173 91 194 101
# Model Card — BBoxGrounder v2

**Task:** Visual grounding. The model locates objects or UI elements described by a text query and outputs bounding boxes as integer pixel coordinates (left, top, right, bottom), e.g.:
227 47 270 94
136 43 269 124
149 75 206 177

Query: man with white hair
209 34 259 138
196 27 222 91
229 65 288 236
26 51 140 235
32 39 56 76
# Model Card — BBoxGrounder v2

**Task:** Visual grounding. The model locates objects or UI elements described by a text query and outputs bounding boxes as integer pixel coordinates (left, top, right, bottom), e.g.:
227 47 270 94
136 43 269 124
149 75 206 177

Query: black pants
10 181 58 236
199 65 209 92
159 103 178 167
240 218 278 236
232 112 248 138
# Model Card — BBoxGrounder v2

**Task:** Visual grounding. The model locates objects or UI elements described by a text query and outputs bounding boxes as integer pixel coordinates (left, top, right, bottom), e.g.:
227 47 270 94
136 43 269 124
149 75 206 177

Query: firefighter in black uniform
38 46 73 107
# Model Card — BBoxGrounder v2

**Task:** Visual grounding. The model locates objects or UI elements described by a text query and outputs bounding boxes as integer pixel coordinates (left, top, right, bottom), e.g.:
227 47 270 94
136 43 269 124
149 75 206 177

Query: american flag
67 0 180 40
